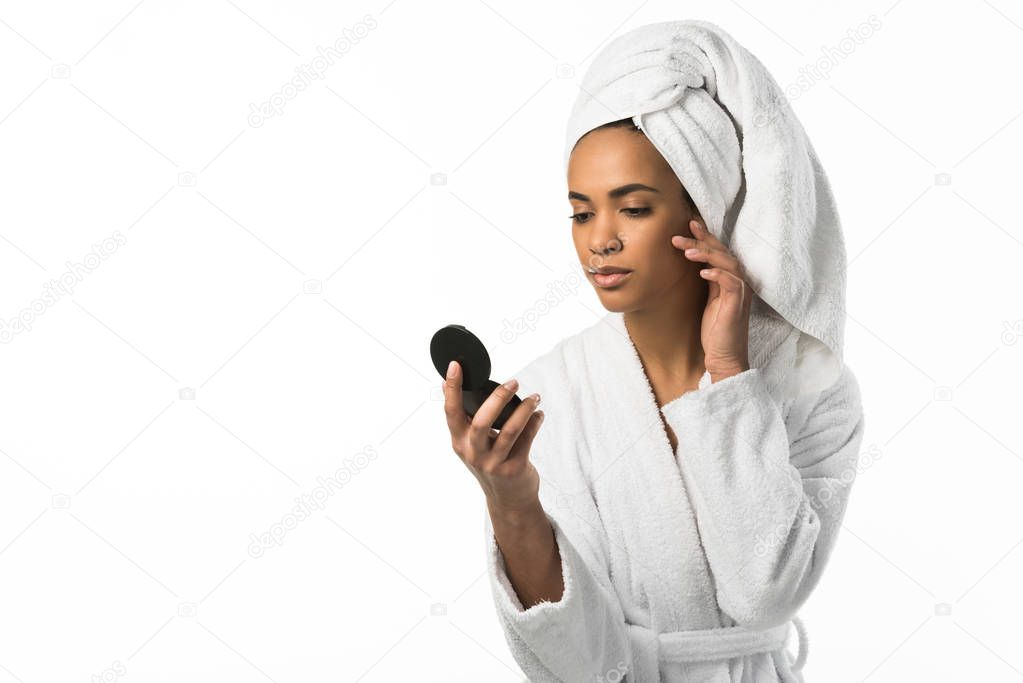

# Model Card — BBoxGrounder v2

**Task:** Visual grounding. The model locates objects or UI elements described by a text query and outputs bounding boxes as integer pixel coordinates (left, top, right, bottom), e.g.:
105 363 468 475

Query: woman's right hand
442 360 545 514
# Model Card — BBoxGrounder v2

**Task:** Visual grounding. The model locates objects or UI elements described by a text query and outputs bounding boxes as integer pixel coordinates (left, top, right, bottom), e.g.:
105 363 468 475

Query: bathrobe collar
582 310 723 630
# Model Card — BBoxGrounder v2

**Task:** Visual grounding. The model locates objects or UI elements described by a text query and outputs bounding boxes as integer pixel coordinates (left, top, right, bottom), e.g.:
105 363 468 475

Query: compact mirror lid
430 324 491 391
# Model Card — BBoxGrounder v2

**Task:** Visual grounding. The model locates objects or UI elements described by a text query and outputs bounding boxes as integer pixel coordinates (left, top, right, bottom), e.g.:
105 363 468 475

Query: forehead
568 127 677 191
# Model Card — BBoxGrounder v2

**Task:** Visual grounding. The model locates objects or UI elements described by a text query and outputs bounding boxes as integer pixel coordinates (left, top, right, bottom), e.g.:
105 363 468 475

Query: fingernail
447 360 457 378
529 392 541 406
537 411 545 422
503 378 518 391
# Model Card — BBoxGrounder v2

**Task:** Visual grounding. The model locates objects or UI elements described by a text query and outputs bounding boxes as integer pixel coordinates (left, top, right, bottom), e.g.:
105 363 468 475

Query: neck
622 289 706 386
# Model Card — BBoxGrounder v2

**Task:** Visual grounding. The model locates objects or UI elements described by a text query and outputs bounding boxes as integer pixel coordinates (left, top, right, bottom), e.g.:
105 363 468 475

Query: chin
594 292 637 313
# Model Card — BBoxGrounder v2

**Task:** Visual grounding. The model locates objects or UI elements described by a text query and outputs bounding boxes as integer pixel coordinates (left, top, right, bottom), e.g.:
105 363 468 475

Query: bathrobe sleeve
483 421 633 682
659 363 865 631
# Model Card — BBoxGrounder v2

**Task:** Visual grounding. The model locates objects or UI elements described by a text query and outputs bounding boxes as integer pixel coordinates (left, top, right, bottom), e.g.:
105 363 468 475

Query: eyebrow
568 183 661 202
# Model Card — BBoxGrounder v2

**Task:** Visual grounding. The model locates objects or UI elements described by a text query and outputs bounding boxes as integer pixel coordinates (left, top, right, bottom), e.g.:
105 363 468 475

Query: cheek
627 212 680 243
620 220 676 261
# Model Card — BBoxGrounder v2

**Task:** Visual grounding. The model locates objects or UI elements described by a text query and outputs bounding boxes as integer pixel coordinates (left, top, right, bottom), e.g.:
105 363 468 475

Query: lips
590 269 633 288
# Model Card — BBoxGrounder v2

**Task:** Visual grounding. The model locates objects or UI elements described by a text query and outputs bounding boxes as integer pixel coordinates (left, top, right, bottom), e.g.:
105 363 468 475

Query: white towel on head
564 19 847 400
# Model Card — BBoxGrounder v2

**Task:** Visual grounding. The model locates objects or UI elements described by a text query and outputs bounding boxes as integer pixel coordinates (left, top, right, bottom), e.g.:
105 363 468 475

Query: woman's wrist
708 362 750 384
487 496 545 529
488 496 563 606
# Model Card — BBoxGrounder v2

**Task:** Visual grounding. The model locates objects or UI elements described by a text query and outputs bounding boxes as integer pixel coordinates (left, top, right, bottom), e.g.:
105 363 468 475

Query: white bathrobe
483 310 865 682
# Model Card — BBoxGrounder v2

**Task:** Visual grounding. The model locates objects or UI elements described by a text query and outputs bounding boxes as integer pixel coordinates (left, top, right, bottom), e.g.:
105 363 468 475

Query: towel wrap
625 616 807 680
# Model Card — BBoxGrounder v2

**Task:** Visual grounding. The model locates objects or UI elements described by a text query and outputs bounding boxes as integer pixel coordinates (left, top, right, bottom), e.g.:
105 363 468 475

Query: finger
492 392 543 458
442 360 469 444
671 231 727 265
690 218 725 249
468 378 521 455
701 226 748 281
683 242 741 276
671 233 701 251
670 218 697 245
707 269 720 302
494 410 544 477
672 220 709 248
700 268 746 311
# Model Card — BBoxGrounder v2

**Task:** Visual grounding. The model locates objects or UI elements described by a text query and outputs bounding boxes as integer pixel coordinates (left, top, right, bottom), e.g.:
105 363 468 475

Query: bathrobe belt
625 616 807 678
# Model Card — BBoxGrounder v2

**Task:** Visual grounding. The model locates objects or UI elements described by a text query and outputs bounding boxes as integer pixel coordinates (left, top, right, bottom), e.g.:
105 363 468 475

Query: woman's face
567 125 705 312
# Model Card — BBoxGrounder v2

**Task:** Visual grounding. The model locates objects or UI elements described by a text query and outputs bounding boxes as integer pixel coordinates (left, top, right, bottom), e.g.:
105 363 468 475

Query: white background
1 1 1021 681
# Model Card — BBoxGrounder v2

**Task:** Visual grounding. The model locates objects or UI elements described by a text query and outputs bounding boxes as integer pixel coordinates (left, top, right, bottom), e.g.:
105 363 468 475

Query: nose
588 237 622 273
587 218 624 260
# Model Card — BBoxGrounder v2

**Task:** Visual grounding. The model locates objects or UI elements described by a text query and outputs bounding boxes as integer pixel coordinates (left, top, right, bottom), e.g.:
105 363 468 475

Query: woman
442 20 864 683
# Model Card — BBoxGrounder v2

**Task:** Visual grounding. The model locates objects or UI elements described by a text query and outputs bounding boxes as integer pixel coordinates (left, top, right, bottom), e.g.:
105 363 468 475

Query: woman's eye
623 207 651 218
569 208 649 224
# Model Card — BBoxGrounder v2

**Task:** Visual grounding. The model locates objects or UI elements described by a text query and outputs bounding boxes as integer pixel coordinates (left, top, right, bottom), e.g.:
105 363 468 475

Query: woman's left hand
671 219 752 382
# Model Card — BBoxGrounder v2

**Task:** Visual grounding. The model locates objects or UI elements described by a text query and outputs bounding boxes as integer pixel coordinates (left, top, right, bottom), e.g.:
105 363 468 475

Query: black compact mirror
430 324 522 430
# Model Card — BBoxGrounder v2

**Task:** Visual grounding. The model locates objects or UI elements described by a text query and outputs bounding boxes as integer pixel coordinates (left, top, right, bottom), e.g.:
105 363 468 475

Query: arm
660 363 865 630
484 453 634 682
487 498 564 608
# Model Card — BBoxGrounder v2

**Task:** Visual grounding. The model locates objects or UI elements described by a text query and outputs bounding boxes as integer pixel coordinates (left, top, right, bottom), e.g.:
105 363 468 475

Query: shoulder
806 361 863 417
781 354 863 424
787 361 866 468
